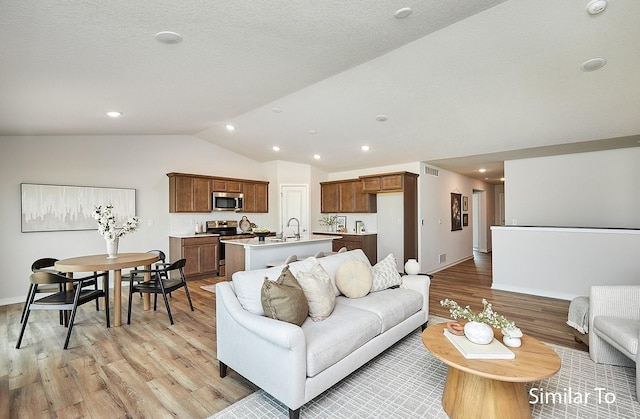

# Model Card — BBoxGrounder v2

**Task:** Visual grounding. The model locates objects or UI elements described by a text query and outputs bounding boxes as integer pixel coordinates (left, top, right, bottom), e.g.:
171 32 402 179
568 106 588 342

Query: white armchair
589 285 640 400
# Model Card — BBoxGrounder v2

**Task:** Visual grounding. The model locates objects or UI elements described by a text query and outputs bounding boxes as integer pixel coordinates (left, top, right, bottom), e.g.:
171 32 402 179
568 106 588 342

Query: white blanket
566 296 589 334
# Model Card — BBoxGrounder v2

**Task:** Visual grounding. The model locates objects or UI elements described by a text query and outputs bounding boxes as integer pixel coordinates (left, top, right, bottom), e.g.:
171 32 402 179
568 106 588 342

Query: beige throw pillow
335 259 373 298
370 253 403 292
295 263 336 321
261 266 309 326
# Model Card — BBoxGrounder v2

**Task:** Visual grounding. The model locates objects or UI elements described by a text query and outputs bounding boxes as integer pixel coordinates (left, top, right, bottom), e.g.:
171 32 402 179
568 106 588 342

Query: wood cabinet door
381 174 404 191
353 180 376 212
321 183 340 213
254 183 268 212
200 243 219 274
361 177 381 193
338 182 355 212
228 181 243 193
182 245 201 276
174 176 194 212
193 178 212 212
212 179 227 192
242 183 257 212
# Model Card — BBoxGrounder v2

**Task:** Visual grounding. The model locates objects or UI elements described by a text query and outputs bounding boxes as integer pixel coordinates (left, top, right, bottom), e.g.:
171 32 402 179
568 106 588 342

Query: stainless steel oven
206 220 253 279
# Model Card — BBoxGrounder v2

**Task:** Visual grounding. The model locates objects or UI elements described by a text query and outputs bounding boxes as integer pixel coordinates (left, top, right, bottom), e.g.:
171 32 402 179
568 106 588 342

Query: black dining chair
124 250 168 297
127 258 194 325
21 258 107 324
16 271 109 349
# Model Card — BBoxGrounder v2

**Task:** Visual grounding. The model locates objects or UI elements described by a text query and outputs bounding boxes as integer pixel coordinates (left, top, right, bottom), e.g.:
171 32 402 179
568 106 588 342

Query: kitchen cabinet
361 172 405 193
242 181 269 213
212 178 242 193
167 172 269 213
169 236 219 280
320 180 376 213
316 233 377 264
168 174 212 213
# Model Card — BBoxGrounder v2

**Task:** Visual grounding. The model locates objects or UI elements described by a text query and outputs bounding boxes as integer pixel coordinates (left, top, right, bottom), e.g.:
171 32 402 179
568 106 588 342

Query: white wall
420 163 495 274
0 135 269 304
505 148 640 228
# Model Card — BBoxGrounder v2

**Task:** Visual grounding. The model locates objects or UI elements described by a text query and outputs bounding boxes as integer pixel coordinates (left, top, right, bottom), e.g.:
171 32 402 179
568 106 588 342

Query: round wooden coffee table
422 323 561 419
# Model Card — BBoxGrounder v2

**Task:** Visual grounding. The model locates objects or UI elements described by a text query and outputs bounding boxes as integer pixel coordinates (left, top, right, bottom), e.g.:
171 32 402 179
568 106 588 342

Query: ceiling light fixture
586 0 607 15
225 124 235 131
394 7 412 19
272 146 280 151
272 107 282 113
313 154 321 160
155 31 183 44
308 129 318 135
580 57 607 72
375 114 388 122
361 145 370 151
106 111 122 118
479 168 487 173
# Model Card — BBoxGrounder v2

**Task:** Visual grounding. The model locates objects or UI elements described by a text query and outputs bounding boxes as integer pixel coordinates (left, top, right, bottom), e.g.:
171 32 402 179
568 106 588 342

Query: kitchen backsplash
169 212 267 235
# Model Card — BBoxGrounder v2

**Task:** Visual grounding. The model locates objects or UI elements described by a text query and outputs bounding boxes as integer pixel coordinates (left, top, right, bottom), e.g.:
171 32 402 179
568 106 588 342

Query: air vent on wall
424 166 439 177
439 253 446 264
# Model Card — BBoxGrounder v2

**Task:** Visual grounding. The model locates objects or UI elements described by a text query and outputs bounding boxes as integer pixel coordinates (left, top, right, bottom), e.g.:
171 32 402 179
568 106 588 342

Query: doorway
280 185 309 237
472 190 486 252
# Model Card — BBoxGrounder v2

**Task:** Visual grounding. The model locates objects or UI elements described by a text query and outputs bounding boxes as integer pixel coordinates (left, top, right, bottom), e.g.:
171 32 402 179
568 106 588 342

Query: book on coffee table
443 329 515 359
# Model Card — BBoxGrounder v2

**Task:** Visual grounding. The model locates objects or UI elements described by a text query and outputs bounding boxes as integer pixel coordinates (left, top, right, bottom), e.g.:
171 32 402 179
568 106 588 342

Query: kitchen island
222 234 340 280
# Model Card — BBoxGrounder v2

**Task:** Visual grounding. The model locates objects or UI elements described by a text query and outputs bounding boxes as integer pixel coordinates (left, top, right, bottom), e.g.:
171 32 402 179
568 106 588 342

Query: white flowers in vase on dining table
93 204 140 240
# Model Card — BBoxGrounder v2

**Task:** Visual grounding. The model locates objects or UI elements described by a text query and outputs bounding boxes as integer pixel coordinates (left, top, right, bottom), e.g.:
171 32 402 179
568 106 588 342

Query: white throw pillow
334 259 372 298
295 263 336 321
370 253 402 292
232 265 287 315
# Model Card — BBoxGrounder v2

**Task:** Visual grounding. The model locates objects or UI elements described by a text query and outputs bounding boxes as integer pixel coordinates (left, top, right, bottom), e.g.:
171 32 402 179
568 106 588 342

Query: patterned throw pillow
370 254 402 292
261 266 309 326
335 259 373 298
295 263 336 321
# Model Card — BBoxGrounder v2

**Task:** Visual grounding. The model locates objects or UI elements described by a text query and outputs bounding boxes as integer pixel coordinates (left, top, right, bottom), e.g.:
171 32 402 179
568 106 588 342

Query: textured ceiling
1 0 639 182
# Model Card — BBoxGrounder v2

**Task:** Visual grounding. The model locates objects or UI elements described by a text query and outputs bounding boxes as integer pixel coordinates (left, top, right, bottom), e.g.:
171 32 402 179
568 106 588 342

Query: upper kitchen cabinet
168 173 212 213
212 178 243 193
320 179 376 213
242 181 269 213
361 172 408 193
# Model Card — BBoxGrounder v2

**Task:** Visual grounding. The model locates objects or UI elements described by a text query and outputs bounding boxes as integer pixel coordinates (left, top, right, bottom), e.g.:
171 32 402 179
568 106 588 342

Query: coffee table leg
443 366 532 419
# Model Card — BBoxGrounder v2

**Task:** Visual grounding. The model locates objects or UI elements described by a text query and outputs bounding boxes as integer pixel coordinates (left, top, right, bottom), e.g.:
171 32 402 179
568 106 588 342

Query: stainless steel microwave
213 192 243 211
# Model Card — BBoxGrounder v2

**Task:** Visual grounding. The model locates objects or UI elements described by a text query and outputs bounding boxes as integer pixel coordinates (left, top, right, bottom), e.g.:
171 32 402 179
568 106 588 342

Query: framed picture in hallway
451 193 462 231
463 196 468 212
463 213 469 227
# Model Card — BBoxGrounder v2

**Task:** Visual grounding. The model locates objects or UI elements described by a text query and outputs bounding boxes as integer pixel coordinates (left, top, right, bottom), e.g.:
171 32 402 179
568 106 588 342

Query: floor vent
439 253 446 264
424 166 439 177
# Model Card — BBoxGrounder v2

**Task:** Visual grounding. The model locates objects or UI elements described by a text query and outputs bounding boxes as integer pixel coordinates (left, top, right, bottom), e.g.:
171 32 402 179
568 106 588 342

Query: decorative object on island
319 214 338 232
253 229 270 241
440 298 520 346
93 205 139 259
404 258 420 275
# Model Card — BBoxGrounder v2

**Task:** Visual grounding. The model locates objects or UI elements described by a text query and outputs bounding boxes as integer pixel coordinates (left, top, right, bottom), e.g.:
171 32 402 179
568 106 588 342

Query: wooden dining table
55 253 159 327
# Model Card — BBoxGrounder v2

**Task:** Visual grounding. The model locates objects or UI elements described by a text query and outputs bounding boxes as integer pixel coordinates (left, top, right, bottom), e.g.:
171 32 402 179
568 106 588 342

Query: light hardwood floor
2 252 585 418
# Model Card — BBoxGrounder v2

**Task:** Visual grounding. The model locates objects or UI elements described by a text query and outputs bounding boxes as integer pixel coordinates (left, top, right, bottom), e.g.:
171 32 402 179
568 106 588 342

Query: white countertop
221 234 340 247
312 231 377 236
169 233 221 238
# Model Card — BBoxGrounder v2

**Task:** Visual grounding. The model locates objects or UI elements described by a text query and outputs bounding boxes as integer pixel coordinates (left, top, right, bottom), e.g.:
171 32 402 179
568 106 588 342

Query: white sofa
216 249 431 418
589 285 640 400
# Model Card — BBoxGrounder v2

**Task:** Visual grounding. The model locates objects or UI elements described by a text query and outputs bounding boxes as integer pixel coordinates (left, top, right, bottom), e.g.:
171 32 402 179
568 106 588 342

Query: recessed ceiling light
272 107 282 113
479 168 487 173
155 31 183 44
308 129 318 135
394 7 412 19
586 0 607 15
313 154 321 160
361 145 370 151
375 114 388 122
106 111 122 118
225 124 235 131
272 146 280 151
580 57 606 72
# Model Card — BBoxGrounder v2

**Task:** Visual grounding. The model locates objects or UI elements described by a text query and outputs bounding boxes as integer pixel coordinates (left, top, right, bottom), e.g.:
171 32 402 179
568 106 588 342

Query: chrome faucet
286 217 300 240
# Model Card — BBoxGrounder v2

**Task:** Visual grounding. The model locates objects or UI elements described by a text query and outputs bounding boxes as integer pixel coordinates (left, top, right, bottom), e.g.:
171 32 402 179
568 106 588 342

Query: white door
281 185 309 237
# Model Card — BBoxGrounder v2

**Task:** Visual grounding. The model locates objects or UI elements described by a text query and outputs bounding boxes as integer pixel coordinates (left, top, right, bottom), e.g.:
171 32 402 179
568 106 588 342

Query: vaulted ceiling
2 0 639 183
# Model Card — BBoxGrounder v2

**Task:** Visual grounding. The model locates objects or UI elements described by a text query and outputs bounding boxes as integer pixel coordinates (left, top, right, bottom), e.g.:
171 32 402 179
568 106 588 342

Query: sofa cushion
338 288 423 333
295 263 336 321
233 265 288 315
261 266 309 326
317 249 372 296
302 303 380 377
370 253 402 292
335 259 372 298
593 316 639 358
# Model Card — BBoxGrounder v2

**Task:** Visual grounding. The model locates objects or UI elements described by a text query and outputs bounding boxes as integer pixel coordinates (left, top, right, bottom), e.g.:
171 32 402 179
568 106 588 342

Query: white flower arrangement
319 214 338 227
440 298 517 332
93 205 139 241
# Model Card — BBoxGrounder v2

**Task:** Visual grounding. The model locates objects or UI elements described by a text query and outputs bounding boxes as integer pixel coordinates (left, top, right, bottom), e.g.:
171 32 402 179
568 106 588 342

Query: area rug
200 284 217 293
211 316 638 418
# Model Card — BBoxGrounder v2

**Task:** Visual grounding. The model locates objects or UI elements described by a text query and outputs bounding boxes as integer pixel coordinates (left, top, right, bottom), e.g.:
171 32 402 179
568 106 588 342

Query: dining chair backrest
30 270 71 286
31 257 59 271
147 249 166 263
